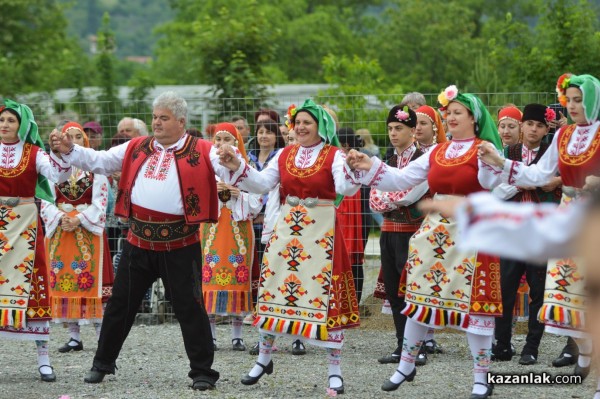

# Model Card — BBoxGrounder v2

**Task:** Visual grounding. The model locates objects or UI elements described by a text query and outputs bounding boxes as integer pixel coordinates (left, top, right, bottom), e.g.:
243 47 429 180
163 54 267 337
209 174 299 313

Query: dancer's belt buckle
0 197 20 207
286 196 318 208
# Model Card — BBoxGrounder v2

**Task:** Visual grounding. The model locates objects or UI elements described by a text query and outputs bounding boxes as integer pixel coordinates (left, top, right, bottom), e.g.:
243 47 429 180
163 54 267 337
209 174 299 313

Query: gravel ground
1 318 595 399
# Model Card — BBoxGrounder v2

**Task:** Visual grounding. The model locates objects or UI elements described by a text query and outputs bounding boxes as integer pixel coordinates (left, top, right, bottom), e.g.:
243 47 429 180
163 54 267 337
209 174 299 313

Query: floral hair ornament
437 85 458 109
556 73 572 107
395 105 410 122
545 107 557 123
285 104 297 129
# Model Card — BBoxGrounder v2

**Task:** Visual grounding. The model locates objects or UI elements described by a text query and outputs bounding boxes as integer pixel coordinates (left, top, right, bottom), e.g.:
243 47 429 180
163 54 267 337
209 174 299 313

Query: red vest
55 172 94 206
557 124 600 188
0 143 39 197
114 135 219 224
428 139 484 196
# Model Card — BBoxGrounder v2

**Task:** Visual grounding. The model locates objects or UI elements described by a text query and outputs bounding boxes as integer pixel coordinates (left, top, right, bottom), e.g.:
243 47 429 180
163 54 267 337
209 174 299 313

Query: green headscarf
453 93 503 150
3 99 54 203
568 74 600 124
294 99 344 205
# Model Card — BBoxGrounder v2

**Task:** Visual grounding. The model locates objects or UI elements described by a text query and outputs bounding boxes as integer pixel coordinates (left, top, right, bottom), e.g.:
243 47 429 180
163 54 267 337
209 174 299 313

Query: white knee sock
466 332 493 395
594 378 600 399
93 322 102 341
248 333 275 377
576 338 592 368
389 319 428 384
327 348 343 388
208 315 217 343
424 328 434 342
68 322 81 343
35 340 52 374
232 317 243 340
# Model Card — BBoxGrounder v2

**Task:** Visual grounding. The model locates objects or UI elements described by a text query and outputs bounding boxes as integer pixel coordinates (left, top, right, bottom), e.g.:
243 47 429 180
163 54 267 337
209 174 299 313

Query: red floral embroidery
297 147 316 168
1 145 16 168
521 146 539 165
569 126 592 156
143 149 174 181
446 142 466 159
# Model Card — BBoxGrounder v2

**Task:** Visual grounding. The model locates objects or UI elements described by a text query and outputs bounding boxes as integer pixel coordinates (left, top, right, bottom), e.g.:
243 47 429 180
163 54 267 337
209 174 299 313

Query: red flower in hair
556 73 572 107
545 108 556 122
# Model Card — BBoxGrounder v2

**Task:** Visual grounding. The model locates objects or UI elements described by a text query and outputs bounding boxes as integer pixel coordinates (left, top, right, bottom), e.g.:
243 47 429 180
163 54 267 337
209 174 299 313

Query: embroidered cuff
342 162 361 185
363 157 386 187
230 161 250 187
49 151 71 172
505 160 520 186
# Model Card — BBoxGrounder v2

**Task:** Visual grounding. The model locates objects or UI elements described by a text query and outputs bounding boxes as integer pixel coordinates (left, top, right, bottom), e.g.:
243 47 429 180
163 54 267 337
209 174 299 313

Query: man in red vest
50 92 237 391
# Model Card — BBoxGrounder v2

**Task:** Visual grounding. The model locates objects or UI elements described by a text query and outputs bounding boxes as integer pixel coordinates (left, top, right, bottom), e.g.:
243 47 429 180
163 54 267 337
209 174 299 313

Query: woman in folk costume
200 122 262 352
347 86 503 399
0 100 71 381
478 73 600 382
218 99 361 394
497 105 523 147
414 105 447 153
40 123 114 353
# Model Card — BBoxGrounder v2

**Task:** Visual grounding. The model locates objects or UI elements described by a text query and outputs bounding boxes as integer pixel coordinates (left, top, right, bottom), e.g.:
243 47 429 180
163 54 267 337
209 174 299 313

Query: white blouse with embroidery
355 137 496 192
0 140 71 185
215 176 262 222
492 145 541 200
481 121 600 188
41 171 110 236
61 134 235 216
230 141 361 197
369 145 429 213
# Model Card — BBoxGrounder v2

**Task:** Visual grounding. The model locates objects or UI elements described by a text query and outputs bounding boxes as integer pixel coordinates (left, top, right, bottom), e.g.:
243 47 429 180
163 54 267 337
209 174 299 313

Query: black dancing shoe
491 345 513 361
552 352 578 367
232 338 247 351
328 374 345 395
58 338 83 353
292 339 306 355
424 339 444 354
241 360 274 385
415 349 428 366
381 367 416 392
574 362 591 381
84 367 108 384
249 342 259 355
39 365 56 382
518 354 537 365
377 353 400 364
191 378 215 391
469 382 493 399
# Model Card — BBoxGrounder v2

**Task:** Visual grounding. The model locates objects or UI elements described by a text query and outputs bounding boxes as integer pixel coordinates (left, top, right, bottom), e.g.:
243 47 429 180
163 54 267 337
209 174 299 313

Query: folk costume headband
438 85 502 150
497 106 522 125
2 99 54 203
557 73 600 124
62 122 90 148
213 122 248 162
415 105 447 144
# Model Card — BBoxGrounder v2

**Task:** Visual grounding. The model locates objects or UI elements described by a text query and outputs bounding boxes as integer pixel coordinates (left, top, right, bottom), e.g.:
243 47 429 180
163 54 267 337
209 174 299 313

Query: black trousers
495 258 546 357
93 241 219 384
380 231 413 351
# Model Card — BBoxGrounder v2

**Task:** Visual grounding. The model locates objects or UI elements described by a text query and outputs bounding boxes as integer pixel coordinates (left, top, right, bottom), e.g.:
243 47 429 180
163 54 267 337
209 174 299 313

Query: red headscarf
212 122 248 162
497 106 522 125
62 122 90 148
415 105 447 144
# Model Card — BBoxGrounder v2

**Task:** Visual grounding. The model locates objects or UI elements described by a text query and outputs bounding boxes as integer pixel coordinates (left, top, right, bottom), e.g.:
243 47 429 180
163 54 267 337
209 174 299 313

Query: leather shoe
249 342 259 355
292 339 306 355
574 363 591 381
232 338 246 351
377 354 400 364
328 374 344 395
58 338 83 353
84 367 108 384
39 365 56 382
519 354 537 365
191 378 215 391
415 349 427 366
241 360 273 385
423 339 444 354
470 382 493 399
552 353 577 367
381 367 416 391
491 345 513 361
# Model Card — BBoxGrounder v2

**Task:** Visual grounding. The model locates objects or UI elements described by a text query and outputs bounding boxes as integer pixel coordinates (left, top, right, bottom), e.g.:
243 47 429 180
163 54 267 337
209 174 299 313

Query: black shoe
491 345 513 361
241 361 273 385
58 338 83 353
470 382 493 399
552 353 578 367
574 363 591 381
249 342 259 356
424 339 443 354
381 367 416 391
39 365 56 382
232 338 246 351
377 354 400 364
292 339 306 355
519 354 537 365
213 339 218 351
415 349 428 366
84 367 108 384
328 374 345 394
191 378 215 391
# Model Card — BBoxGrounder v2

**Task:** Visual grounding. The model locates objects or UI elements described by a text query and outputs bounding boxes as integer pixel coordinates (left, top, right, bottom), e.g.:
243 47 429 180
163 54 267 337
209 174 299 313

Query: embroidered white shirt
0 140 71 185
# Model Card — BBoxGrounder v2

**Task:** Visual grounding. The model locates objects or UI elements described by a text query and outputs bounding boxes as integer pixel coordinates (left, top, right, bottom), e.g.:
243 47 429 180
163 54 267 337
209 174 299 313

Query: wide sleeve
229 152 282 195
76 174 109 236
490 183 519 201
359 152 431 192
36 150 72 183
229 191 263 222
210 145 246 182
40 195 63 238
261 185 281 244
477 146 506 189
455 192 581 263
62 142 129 176
332 150 362 196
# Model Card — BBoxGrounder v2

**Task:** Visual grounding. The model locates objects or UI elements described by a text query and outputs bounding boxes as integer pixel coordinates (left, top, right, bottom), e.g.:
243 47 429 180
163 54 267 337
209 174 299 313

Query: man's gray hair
133 118 149 136
152 91 188 121
400 92 426 107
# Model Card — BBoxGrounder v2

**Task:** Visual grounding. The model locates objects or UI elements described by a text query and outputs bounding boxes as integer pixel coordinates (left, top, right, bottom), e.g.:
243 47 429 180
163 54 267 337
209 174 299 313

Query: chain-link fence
29 91 556 324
